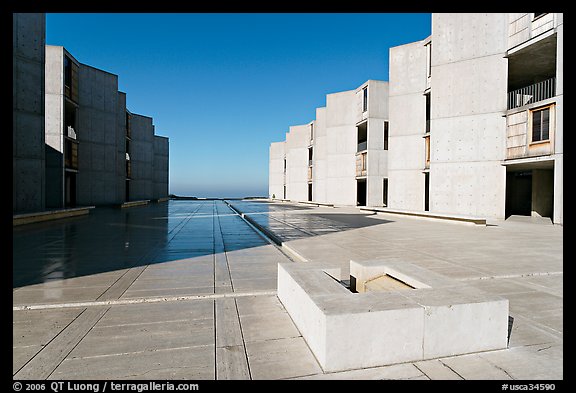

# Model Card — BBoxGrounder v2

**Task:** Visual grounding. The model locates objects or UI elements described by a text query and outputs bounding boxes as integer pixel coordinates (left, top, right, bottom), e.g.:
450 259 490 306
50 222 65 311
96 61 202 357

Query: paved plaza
13 200 563 380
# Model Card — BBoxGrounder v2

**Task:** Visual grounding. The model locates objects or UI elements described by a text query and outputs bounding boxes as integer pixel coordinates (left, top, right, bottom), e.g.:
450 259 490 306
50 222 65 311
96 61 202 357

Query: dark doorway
357 179 367 206
383 178 388 207
506 171 532 217
424 172 430 211
308 183 313 202
65 172 77 208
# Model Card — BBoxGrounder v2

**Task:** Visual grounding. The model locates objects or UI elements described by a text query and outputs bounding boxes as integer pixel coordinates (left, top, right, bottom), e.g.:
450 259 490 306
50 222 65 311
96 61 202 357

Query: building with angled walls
13 13 169 215
44 45 170 208
270 12 562 225
388 13 562 224
269 79 390 207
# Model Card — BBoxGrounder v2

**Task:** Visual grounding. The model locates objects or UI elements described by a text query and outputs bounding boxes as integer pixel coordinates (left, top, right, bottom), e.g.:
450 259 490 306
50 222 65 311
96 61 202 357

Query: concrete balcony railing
67 126 77 140
507 77 556 110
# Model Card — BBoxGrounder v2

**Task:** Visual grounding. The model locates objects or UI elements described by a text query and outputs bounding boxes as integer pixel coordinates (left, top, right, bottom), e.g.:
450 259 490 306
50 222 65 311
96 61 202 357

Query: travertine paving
13 200 562 380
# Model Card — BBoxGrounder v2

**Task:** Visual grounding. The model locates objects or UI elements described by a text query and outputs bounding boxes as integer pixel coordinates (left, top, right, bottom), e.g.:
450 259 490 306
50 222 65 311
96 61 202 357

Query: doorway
357 179 367 206
65 172 77 208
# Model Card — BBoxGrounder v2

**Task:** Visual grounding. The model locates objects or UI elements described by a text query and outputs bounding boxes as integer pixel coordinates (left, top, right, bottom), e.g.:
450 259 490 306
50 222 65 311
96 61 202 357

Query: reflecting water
12 200 268 289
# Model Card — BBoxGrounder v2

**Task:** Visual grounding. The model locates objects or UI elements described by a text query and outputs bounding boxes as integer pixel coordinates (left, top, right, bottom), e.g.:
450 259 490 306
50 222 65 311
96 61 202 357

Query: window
383 122 389 150
531 107 550 142
310 123 314 141
425 43 432 78
425 93 431 133
308 147 313 166
362 86 368 112
383 178 388 207
64 56 72 89
533 13 548 20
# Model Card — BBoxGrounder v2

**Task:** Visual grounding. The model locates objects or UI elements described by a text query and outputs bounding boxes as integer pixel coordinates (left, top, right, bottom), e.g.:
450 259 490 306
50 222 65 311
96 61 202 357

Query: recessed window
425 42 432 78
425 93 431 133
383 122 389 151
383 178 388 207
533 13 548 20
531 106 550 142
362 86 368 112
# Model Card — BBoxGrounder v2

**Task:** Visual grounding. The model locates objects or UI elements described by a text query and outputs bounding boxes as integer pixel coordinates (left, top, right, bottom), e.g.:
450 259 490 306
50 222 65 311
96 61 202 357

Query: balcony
67 126 77 140
355 152 367 177
357 141 367 152
64 139 78 170
507 77 556 110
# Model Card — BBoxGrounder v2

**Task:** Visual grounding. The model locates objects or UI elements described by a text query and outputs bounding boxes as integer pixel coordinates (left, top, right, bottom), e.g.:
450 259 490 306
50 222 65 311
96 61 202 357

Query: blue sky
46 13 431 198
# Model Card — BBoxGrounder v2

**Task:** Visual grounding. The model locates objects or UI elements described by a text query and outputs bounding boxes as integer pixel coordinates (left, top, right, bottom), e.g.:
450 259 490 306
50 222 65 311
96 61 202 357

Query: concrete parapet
119 200 150 208
360 206 487 225
13 206 94 226
278 259 509 372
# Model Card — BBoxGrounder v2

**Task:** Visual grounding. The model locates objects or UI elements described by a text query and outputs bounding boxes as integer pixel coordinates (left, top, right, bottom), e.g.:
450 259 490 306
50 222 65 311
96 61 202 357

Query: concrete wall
269 141 286 199
13 13 46 213
77 64 124 206
44 45 67 208
312 107 327 203
285 124 311 201
554 15 563 224
325 90 356 206
430 13 508 218
130 113 154 200
153 135 169 200
117 92 128 202
388 40 428 211
358 80 389 207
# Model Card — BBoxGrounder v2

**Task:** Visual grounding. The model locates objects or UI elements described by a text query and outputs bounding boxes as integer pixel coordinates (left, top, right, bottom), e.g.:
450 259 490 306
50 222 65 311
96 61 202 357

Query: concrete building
270 80 389 207
269 141 286 200
153 135 170 201
13 13 46 214
389 13 563 224
43 45 170 208
271 13 562 225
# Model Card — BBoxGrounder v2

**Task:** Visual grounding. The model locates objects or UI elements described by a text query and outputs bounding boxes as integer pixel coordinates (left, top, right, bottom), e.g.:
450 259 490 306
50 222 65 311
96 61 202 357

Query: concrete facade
43 46 169 208
13 13 46 214
269 141 286 200
13 15 170 214
77 64 126 206
270 80 389 207
388 13 563 224
270 13 562 225
324 90 356 205
429 13 509 218
388 39 428 212
129 113 155 201
153 135 170 200
44 45 78 208
285 124 311 202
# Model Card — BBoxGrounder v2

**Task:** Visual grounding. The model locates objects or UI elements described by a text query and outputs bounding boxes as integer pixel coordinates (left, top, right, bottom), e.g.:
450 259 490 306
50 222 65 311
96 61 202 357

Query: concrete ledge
294 200 335 208
278 259 509 372
152 197 170 203
13 206 95 226
360 207 486 225
119 200 150 208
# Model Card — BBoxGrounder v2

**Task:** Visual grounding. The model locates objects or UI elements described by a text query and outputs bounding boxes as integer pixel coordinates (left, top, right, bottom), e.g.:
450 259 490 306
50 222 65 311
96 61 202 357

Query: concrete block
278 259 509 372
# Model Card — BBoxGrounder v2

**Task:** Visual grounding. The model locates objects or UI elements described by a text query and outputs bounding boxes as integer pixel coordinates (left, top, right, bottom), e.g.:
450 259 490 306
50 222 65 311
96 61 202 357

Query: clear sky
46 13 431 198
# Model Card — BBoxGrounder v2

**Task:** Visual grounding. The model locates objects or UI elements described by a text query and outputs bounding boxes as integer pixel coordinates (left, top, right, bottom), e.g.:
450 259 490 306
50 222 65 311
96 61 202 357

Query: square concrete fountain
277 259 509 372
